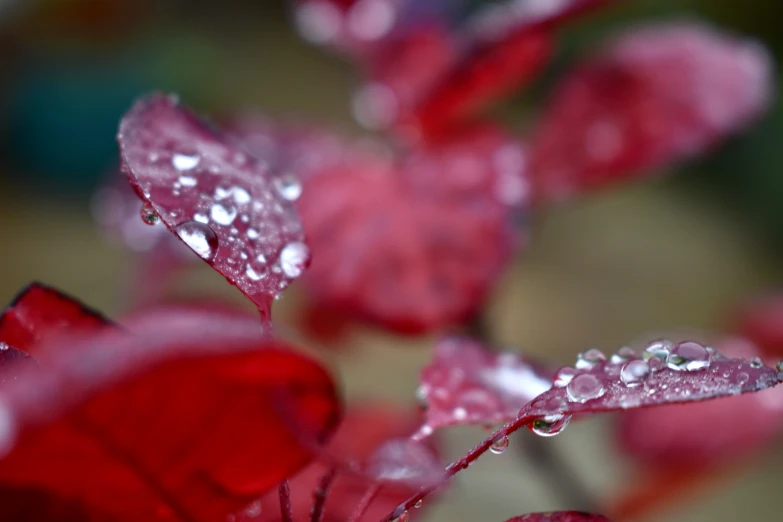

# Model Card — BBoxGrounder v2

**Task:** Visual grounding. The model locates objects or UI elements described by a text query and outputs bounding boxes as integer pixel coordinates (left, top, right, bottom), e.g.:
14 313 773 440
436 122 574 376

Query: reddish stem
279 481 294 522
379 415 532 522
346 484 382 522
310 466 338 522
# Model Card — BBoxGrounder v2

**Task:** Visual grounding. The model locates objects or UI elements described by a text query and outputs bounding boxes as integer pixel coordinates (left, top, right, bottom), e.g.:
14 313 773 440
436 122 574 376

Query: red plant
19 1 776 520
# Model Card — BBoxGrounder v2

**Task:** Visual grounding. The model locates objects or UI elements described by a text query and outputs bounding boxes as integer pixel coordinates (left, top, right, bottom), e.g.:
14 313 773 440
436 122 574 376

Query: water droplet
232 186 251 205
140 203 159 225
279 242 310 278
415 386 428 410
620 360 650 387
489 435 509 454
211 202 238 225
575 348 606 370
172 152 200 171
530 414 572 437
777 361 783 372
245 254 269 282
553 367 577 387
610 347 637 364
453 407 467 421
750 357 763 368
178 175 197 187
667 341 710 371
274 173 303 201
0 342 8 351
246 228 259 240
643 340 673 362
566 374 605 403
175 221 218 261
414 500 423 509
193 213 209 224
737 372 750 384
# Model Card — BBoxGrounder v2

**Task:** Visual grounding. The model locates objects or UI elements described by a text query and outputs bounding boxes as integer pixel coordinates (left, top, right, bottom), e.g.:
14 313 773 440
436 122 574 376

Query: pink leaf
418 337 553 433
529 23 773 202
293 125 524 333
523 340 781 426
505 512 611 522
118 94 309 315
615 337 783 467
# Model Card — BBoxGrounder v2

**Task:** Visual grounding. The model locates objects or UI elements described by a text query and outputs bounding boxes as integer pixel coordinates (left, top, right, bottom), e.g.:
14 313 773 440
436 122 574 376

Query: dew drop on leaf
211 201 238 226
140 203 159 226
414 500 423 509
279 242 311 278
566 374 605 403
643 340 673 362
172 152 201 171
750 357 763 368
175 221 219 261
490 435 509 454
529 414 572 437
620 360 650 387
553 367 577 387
274 173 303 201
611 347 637 364
575 348 606 370
667 341 711 371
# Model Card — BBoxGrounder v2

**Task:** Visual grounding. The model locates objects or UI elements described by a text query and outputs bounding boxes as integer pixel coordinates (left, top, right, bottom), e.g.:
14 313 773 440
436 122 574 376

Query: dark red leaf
521 340 781 429
417 337 553 434
0 283 112 355
118 94 309 316
735 292 783 358
615 337 783 468
294 125 524 332
256 403 437 522
529 23 772 202
0 310 341 522
505 512 611 522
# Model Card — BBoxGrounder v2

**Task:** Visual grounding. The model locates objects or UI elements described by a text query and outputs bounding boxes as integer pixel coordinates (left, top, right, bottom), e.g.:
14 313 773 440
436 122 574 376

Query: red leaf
294 126 524 332
418 337 553 433
0 310 341 521
735 292 783 359
256 403 437 522
522 340 781 427
505 512 611 522
0 283 112 355
529 23 773 202
615 337 783 468
118 94 309 316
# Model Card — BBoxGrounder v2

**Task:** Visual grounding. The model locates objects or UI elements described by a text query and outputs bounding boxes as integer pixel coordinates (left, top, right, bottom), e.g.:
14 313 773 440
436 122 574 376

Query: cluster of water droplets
131 137 309 299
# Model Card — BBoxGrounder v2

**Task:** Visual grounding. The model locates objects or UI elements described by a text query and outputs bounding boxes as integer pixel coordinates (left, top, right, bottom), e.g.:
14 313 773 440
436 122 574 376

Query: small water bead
647 357 665 372
489 435 509 454
750 357 763 369
178 175 197 187
530 414 571 437
231 187 251 205
174 221 219 261
140 203 159 225
194 213 209 224
611 347 637 364
415 386 428 410
246 228 259 240
211 202 238 226
643 340 673 362
620 360 650 387
279 242 310 278
736 372 750 385
777 361 783 373
667 341 711 371
274 173 303 201
575 348 606 370
172 152 200 171
245 254 269 282
414 500 423 509
553 367 577 387
566 374 605 403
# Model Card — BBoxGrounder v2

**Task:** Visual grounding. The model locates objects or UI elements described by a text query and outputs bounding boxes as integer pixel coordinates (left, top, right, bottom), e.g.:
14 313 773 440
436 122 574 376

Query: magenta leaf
616 337 783 467
524 340 781 423
418 337 553 434
365 438 444 488
505 512 611 522
529 22 773 202
118 94 309 314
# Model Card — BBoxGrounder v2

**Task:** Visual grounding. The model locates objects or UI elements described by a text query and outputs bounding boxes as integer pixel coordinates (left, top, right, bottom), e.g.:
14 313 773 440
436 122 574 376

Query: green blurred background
0 1 781 521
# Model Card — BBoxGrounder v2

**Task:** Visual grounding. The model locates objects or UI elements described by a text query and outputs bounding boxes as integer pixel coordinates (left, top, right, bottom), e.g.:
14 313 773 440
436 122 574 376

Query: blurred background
0 0 781 521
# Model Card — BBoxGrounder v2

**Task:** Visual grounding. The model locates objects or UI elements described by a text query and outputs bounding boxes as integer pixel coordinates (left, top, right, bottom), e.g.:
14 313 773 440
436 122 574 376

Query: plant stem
379 416 531 522
310 466 338 522
279 481 294 522
346 484 382 522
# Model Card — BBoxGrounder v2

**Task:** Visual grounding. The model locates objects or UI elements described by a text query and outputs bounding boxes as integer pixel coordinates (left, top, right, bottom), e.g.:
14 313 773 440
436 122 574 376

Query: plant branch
279 481 294 522
347 484 382 522
310 466 338 522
